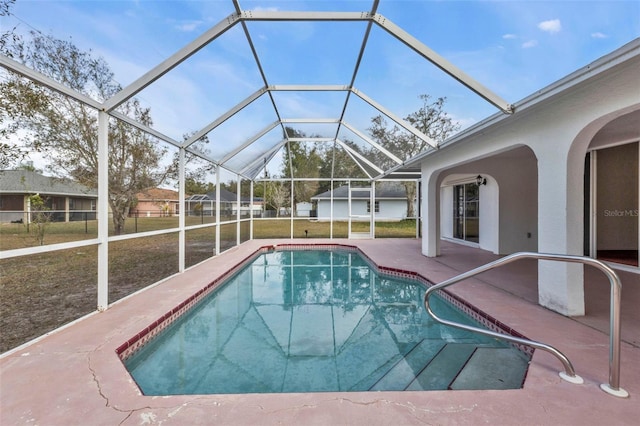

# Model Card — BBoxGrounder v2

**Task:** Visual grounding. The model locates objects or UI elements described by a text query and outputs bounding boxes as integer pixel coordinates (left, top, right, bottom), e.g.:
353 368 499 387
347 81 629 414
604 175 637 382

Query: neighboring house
296 201 313 217
311 184 409 221
0 169 97 223
130 188 180 218
185 189 263 217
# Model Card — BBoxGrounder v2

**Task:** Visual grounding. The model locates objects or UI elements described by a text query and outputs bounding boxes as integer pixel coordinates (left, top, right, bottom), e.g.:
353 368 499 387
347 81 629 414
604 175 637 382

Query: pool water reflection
124 250 529 395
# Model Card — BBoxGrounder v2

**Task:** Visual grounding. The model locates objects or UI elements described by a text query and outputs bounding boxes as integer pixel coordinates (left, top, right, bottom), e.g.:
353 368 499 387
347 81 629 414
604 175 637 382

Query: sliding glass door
589 142 639 267
453 183 480 243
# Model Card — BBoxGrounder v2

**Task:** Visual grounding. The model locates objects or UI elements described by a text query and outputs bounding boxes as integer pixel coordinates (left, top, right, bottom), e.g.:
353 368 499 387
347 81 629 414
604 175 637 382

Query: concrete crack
87 348 136 424
86 351 112 408
118 411 134 426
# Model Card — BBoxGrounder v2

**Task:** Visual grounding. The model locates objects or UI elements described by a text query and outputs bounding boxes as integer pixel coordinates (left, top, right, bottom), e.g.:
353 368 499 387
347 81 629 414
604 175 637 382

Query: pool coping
3 239 637 425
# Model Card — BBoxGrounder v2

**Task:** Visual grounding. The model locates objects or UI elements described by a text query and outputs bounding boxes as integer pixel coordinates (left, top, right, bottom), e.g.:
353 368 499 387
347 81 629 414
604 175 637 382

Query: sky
2 0 639 179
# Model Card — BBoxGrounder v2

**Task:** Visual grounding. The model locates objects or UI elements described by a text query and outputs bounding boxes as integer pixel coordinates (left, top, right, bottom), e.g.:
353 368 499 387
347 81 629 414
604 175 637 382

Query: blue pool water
124 249 530 395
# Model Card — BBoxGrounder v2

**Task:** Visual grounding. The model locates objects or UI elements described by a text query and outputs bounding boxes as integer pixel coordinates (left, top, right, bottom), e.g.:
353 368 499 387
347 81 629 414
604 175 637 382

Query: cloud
451 116 480 131
251 6 279 12
522 40 538 49
174 20 203 32
538 19 562 34
591 32 608 39
502 34 517 40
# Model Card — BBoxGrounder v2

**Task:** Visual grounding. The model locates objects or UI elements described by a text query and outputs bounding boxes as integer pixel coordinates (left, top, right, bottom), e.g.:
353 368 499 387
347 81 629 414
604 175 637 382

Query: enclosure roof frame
0 1 515 182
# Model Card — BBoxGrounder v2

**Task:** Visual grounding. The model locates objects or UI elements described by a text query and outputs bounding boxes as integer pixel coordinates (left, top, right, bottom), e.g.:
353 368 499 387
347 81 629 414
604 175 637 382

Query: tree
0 32 168 234
165 132 216 193
185 177 215 195
15 162 41 173
27 193 51 245
218 180 237 195
0 0 24 169
315 139 369 194
281 127 323 210
265 181 289 217
368 94 460 216
0 1 17 54
0 0 14 16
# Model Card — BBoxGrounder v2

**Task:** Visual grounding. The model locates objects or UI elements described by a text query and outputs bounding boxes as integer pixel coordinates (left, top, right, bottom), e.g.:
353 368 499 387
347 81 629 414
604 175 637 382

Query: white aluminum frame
0 0 512 312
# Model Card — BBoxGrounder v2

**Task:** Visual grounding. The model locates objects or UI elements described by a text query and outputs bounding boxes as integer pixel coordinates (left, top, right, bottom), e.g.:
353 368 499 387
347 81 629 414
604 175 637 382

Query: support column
421 166 440 257
329 179 334 239
215 166 220 256
416 180 420 239
25 195 31 226
370 181 376 238
347 180 352 237
97 111 109 311
236 176 241 245
178 148 185 272
290 177 294 238
537 148 585 316
65 197 70 222
249 180 254 240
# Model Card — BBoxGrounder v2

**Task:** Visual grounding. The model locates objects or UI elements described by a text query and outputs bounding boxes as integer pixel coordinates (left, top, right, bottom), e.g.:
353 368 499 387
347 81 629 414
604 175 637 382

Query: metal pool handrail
424 252 629 398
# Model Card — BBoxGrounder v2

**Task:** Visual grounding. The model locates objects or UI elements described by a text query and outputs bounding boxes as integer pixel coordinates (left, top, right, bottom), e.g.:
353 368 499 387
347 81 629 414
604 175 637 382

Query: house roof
186 188 263 203
0 170 97 197
311 184 407 200
206 188 237 203
136 188 179 201
186 188 238 203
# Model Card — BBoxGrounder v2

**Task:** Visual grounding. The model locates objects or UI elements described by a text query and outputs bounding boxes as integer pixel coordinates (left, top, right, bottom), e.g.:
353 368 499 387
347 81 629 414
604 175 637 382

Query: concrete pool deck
1 239 638 425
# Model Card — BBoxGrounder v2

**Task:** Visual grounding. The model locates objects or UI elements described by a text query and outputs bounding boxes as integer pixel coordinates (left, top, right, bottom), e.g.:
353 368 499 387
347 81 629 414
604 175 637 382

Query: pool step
370 343 529 392
369 340 446 391
405 343 477 391
449 347 529 390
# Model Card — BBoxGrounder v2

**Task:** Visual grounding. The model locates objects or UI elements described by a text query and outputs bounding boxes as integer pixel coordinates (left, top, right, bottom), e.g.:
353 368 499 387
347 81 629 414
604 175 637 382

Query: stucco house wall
130 188 180 218
415 39 640 316
312 185 409 221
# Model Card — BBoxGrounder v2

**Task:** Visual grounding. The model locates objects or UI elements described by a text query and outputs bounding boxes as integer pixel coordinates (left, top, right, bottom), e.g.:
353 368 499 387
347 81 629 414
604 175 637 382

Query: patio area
1 239 638 425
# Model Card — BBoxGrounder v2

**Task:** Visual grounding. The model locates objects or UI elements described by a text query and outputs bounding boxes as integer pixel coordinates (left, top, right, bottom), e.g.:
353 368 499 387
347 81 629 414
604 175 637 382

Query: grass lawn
252 218 418 239
0 217 417 352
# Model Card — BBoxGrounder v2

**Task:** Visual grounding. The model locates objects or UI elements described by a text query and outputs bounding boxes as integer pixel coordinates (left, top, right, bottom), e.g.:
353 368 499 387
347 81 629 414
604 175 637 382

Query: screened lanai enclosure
0 0 514 351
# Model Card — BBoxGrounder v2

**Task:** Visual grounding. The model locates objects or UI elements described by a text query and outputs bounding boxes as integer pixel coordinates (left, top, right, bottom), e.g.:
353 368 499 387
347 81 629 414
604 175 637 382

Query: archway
585 110 640 267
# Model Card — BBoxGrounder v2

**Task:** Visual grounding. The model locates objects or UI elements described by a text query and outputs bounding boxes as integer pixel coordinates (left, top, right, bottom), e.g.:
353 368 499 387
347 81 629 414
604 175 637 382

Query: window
367 201 380 213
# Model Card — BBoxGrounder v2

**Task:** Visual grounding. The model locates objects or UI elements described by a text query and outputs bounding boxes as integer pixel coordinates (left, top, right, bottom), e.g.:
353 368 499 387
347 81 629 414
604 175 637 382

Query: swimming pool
121 247 530 395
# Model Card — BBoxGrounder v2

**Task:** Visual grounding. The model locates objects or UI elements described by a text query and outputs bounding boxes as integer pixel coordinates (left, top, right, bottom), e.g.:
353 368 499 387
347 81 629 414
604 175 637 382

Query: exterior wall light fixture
476 175 487 186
